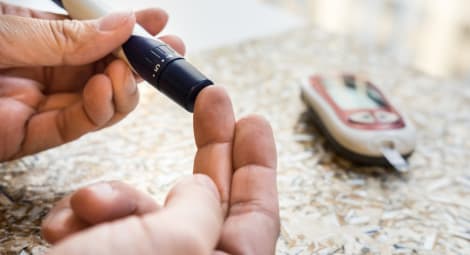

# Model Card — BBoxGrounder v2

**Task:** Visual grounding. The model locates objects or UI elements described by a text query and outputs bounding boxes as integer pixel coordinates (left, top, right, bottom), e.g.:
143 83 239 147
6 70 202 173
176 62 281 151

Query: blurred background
7 0 470 80
262 0 470 79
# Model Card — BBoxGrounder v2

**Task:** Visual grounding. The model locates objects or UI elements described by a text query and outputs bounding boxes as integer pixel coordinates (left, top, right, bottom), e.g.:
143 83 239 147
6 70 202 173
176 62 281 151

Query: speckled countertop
1 26 469 254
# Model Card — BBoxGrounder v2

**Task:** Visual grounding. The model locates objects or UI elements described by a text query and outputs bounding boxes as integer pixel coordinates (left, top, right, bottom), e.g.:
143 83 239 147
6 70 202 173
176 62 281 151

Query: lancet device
51 0 213 112
300 74 416 172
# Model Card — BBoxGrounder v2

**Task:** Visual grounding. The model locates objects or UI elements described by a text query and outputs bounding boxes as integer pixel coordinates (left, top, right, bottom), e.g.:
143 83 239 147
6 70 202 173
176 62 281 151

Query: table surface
1 26 469 255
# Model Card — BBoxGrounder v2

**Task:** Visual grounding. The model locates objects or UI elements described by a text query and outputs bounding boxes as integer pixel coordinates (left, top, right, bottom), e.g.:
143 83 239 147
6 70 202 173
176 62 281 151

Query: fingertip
70 182 135 224
105 59 139 114
82 74 114 126
41 208 88 244
237 114 271 128
70 183 111 224
195 86 231 110
234 114 277 170
237 115 274 139
193 86 235 147
159 35 186 56
136 8 169 35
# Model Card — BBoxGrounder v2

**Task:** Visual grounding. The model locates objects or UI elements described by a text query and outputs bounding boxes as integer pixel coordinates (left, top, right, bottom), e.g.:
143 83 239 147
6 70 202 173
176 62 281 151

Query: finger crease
234 164 274 173
55 110 68 143
81 104 101 128
47 21 67 65
41 68 50 93
229 200 278 222
137 217 161 252
197 141 232 151
9 105 36 161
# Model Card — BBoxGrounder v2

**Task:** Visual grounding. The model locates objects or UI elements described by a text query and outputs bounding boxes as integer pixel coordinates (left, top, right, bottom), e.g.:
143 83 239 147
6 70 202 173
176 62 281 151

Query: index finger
193 86 236 214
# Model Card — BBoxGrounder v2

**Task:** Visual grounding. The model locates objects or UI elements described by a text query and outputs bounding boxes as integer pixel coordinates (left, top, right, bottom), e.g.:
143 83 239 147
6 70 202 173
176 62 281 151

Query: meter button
375 111 400 124
348 112 375 124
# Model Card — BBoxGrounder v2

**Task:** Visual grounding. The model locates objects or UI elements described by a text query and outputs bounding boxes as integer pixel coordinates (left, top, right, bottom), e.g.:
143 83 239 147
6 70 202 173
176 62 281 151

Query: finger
0 76 44 108
13 75 111 157
193 86 236 214
11 60 139 158
0 12 135 68
233 116 277 169
70 181 159 225
37 93 81 113
0 2 67 19
218 115 279 255
48 175 224 255
0 77 44 159
41 195 90 244
99 59 139 127
159 35 186 56
135 8 168 36
0 65 98 94
41 181 159 244
0 98 34 161
104 59 139 115
12 73 114 158
141 175 223 254
0 19 183 92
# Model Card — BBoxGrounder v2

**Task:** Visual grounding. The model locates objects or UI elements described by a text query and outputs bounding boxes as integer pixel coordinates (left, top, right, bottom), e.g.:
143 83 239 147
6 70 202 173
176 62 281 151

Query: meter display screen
322 76 385 110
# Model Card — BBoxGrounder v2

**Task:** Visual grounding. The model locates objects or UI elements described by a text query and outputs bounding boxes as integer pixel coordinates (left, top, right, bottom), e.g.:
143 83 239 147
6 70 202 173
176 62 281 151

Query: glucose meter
51 0 213 112
300 74 416 171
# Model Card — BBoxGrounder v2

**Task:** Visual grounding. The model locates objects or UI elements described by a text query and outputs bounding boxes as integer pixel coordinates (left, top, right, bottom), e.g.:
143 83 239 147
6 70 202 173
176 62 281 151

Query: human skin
41 86 280 255
0 3 280 254
0 3 184 161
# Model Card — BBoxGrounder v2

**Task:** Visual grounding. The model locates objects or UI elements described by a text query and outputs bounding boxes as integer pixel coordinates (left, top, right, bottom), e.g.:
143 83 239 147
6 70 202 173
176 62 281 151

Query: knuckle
47 20 92 64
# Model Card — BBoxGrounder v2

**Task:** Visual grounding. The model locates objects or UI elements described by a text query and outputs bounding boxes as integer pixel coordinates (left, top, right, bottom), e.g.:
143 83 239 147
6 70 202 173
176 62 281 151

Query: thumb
0 12 135 68
47 175 224 255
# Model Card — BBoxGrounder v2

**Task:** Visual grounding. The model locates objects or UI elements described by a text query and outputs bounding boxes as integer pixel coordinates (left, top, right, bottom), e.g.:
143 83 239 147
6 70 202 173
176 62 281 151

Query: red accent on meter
308 75 405 130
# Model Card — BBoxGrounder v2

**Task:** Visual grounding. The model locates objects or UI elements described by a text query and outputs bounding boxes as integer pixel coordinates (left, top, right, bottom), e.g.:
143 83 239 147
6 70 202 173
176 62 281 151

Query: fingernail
98 11 134 31
88 182 114 198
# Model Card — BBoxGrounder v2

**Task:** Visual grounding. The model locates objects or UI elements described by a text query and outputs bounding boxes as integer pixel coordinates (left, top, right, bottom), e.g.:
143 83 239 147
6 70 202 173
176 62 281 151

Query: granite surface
0 26 469 254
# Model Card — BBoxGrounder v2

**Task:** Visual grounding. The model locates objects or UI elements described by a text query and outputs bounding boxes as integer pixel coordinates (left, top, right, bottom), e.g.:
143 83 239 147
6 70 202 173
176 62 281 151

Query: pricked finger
193 86 236 214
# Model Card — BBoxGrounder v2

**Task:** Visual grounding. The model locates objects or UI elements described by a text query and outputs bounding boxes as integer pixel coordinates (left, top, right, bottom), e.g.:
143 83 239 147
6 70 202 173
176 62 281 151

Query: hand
0 3 185 161
41 86 280 255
